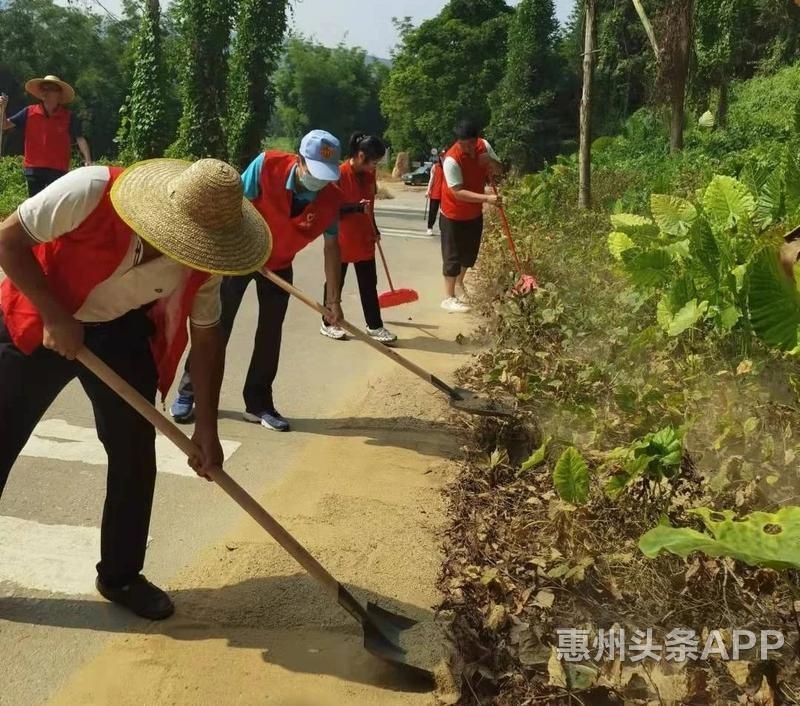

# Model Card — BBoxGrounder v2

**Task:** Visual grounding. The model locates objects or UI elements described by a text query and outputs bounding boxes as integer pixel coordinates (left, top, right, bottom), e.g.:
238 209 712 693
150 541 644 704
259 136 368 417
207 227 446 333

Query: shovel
75 347 438 680
262 269 513 418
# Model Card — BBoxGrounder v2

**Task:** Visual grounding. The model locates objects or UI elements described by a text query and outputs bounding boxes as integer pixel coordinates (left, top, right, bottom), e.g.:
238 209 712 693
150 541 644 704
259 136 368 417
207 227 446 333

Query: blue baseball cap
299 129 341 181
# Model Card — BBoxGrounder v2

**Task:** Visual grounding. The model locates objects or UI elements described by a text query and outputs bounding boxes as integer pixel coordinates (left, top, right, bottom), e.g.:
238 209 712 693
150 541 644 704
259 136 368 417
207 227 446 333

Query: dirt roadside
47 309 479 706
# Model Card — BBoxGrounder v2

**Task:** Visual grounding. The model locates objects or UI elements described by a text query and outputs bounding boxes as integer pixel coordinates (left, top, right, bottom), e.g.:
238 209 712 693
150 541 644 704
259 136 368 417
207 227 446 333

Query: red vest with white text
441 139 489 221
337 160 376 264
23 104 73 172
0 167 208 399
253 152 342 271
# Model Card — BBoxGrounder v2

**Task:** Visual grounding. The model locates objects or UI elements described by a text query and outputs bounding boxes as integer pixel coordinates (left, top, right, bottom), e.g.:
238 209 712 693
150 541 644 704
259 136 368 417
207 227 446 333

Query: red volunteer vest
253 152 342 271
441 139 490 221
337 160 376 264
23 104 73 172
429 163 443 200
0 167 208 399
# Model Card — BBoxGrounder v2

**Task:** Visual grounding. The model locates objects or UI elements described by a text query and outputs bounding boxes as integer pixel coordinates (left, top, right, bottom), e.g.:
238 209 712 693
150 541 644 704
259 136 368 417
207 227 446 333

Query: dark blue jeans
178 266 293 413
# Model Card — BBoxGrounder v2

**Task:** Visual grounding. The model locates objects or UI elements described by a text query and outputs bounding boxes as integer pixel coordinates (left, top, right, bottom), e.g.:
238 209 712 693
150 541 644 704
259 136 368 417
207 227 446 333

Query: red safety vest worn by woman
23 104 73 172
440 138 490 222
429 162 443 201
337 160 377 264
0 167 208 398
252 152 342 271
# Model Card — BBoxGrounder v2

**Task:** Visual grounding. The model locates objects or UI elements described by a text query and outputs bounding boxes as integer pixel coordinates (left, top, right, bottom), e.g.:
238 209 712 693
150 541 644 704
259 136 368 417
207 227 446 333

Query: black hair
349 132 386 161
453 119 480 140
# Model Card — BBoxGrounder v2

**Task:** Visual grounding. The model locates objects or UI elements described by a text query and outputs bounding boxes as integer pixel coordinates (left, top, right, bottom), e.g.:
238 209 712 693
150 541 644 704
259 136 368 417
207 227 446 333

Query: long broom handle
261 269 461 400
370 209 396 292
0 95 6 159
490 180 526 274
75 347 345 602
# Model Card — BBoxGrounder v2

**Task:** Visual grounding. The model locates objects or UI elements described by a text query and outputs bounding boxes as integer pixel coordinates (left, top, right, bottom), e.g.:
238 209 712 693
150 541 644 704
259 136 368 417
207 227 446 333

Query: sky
70 0 575 58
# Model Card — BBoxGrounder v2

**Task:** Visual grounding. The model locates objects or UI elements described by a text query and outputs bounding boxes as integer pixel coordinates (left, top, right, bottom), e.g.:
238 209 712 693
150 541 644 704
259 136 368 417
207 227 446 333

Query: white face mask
299 170 329 192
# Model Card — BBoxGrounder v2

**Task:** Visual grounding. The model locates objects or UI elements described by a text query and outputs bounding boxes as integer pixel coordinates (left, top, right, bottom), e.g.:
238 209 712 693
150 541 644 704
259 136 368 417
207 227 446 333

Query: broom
491 179 538 294
373 219 419 308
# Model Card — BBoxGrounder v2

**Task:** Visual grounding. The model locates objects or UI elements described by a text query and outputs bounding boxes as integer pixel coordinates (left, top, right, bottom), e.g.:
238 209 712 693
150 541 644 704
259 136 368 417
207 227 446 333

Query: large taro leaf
754 170 784 229
639 506 800 570
747 247 800 351
610 213 660 238
553 447 590 505
622 248 673 288
689 219 721 280
651 194 697 237
666 299 709 337
702 175 756 230
607 231 636 261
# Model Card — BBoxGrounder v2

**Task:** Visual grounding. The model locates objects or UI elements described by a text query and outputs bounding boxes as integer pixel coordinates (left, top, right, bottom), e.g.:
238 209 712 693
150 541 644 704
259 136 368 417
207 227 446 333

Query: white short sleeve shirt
443 139 499 189
16 166 222 327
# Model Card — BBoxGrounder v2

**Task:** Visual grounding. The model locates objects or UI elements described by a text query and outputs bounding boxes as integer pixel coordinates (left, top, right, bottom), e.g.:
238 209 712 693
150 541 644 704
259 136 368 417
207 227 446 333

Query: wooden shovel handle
75 347 341 599
261 269 460 399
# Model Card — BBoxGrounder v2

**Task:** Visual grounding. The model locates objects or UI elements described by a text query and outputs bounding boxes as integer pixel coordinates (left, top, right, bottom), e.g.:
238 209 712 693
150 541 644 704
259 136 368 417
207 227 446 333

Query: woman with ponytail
319 132 397 344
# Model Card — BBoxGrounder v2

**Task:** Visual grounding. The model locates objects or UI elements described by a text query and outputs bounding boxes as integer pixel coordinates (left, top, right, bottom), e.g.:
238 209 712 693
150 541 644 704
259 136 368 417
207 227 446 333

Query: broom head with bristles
378 288 419 308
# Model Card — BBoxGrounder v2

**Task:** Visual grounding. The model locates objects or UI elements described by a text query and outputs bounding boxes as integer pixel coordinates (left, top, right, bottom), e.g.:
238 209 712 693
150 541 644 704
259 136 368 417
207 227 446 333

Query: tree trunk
667 0 693 153
716 79 729 128
579 0 597 210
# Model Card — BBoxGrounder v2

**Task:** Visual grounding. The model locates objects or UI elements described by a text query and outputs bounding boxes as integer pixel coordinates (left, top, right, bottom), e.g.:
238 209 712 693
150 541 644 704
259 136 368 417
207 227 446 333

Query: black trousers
0 309 158 586
321 259 383 330
24 169 68 197
427 199 441 229
179 266 293 413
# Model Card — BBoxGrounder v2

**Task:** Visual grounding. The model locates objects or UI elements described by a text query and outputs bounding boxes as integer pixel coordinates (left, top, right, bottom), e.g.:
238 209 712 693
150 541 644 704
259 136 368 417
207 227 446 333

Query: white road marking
0 516 100 594
379 228 436 240
20 419 240 477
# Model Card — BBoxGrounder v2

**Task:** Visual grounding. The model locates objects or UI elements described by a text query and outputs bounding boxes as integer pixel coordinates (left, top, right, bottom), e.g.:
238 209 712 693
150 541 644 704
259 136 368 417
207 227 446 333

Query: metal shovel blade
362 602 438 680
449 387 515 418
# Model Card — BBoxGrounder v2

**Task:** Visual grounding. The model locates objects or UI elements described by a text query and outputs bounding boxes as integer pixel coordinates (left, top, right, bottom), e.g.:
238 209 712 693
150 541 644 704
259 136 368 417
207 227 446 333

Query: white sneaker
426 228 434 235
441 297 471 313
367 326 398 344
455 283 469 301
320 324 346 340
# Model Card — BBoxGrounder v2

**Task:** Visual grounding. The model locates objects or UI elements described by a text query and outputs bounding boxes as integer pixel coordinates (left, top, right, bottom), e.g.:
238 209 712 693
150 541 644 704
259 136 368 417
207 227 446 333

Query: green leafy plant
608 160 800 352
604 426 683 499
553 447 590 504
639 506 800 570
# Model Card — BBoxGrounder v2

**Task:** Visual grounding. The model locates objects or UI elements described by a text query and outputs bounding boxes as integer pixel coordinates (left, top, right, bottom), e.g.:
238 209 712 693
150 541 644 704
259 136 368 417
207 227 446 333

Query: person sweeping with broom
172 130 344 432
0 158 270 620
439 119 502 313
319 133 397 344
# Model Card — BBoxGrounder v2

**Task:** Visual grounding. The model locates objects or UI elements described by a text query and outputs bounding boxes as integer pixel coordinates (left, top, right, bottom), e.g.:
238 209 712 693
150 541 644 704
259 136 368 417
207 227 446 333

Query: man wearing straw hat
0 75 93 197
0 158 270 620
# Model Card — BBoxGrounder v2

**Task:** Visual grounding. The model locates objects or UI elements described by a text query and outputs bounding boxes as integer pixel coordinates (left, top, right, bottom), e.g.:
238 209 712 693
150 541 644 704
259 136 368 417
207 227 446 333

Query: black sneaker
96 575 175 620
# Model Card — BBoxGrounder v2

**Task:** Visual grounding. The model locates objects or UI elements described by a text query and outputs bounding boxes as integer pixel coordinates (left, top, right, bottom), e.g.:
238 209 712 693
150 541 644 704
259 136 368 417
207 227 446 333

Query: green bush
0 157 27 219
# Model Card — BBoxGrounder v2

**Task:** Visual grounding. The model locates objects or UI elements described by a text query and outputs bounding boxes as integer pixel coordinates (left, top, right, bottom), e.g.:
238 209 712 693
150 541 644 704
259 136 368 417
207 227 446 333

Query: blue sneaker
170 394 195 423
243 409 291 432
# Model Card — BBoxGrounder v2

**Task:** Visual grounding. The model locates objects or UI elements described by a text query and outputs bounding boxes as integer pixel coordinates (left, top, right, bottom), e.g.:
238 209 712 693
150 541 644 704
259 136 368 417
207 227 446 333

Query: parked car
402 162 432 186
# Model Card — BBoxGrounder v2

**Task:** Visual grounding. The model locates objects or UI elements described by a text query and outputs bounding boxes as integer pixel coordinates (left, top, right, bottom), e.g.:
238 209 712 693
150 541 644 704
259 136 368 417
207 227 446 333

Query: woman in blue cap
171 130 344 432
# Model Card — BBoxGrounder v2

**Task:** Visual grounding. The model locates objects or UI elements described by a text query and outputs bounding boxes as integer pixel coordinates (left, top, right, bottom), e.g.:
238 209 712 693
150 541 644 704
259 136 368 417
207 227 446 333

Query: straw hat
111 158 271 276
25 75 76 104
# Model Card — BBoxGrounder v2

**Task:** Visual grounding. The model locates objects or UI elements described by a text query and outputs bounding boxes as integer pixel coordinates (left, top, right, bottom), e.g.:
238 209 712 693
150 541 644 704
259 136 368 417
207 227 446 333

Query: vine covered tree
169 0 232 159
116 0 168 161
226 0 288 170
489 0 563 172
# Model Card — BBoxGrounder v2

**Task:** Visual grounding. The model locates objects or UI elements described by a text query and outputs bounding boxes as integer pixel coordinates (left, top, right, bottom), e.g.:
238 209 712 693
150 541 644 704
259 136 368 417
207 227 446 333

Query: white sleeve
16 166 110 243
481 139 499 161
190 275 222 328
443 156 463 188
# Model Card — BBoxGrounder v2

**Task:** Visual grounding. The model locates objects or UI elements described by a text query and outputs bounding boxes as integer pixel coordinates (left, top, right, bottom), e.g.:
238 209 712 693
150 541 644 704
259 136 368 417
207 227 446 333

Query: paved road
1 185 442 706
